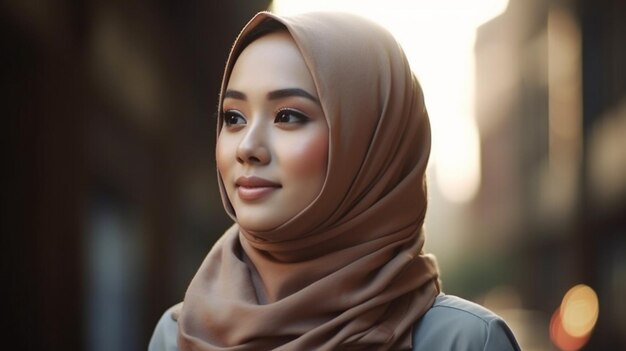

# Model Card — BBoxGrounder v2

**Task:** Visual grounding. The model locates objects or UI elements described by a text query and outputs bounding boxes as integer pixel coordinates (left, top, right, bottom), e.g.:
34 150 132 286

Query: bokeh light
561 284 599 338
550 284 599 350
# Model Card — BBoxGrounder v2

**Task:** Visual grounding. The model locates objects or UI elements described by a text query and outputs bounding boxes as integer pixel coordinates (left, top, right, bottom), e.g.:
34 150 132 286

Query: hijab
177 11 441 350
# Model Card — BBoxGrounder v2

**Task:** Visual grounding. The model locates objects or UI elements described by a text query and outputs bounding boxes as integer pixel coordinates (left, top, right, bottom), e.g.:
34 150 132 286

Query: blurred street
2 0 624 350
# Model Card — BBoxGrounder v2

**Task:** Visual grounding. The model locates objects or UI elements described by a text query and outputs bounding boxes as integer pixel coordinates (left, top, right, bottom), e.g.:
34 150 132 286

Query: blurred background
2 0 624 350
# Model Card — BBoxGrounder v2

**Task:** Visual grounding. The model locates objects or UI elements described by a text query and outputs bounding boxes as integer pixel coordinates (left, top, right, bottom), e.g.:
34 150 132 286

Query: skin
217 31 329 233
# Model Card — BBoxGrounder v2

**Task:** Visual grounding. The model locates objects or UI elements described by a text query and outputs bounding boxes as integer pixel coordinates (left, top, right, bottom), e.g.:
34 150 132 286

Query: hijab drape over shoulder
177 11 441 350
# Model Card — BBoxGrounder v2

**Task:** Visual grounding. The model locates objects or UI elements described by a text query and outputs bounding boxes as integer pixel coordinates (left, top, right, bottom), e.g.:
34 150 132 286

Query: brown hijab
177 11 440 350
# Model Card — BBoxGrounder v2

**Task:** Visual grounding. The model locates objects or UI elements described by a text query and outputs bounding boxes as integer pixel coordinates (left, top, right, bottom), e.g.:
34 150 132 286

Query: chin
231 196 292 233
236 212 285 233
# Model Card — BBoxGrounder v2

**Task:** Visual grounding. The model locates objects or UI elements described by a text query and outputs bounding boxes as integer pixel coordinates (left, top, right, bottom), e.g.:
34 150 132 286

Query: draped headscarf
177 11 441 350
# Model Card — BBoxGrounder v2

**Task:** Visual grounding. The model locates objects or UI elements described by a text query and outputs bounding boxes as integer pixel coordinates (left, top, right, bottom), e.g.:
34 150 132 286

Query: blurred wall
3 0 625 350
473 0 625 349
2 1 270 350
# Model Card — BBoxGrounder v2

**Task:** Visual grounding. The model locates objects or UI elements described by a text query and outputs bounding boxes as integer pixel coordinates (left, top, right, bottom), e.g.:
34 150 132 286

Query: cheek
216 134 235 178
278 130 328 180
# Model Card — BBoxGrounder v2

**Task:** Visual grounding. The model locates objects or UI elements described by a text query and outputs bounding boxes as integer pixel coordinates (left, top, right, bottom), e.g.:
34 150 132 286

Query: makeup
235 176 281 201
216 31 328 232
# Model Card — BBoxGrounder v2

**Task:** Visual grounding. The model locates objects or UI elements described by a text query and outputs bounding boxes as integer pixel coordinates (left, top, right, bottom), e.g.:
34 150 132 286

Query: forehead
226 31 317 94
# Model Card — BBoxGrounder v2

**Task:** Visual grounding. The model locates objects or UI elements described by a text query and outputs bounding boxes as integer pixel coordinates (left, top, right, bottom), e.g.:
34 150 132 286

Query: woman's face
217 31 328 232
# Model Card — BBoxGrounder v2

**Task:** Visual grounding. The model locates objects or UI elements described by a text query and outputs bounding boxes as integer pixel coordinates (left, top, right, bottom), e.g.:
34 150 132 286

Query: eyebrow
224 88 320 104
223 90 246 100
268 88 320 104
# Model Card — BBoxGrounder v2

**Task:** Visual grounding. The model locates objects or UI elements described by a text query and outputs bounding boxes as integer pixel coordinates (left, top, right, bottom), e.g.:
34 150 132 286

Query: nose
236 122 270 165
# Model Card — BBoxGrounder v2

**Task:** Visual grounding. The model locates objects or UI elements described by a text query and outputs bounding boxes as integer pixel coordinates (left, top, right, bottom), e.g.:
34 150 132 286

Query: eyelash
274 108 310 124
222 109 310 127
223 110 246 126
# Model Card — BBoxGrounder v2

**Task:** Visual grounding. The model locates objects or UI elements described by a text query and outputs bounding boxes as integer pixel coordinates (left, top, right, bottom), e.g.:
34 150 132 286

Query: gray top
412 295 520 350
149 294 520 350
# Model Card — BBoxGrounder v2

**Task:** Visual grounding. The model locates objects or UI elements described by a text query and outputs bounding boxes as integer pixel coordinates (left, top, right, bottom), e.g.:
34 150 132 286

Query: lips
235 176 281 201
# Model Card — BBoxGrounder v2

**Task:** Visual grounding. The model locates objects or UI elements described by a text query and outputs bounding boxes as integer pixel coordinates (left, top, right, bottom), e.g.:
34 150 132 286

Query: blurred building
2 1 270 350
3 0 625 350
474 0 625 349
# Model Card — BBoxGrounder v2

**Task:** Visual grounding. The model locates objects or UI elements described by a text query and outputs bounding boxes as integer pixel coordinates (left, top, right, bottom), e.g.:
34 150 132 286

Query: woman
150 11 520 351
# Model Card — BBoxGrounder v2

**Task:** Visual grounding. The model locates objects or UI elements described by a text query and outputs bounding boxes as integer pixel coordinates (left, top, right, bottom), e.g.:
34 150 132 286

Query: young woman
150 11 521 351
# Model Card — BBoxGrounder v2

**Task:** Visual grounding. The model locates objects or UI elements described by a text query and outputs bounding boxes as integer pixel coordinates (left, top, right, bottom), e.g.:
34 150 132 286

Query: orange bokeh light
550 284 599 350
550 307 590 351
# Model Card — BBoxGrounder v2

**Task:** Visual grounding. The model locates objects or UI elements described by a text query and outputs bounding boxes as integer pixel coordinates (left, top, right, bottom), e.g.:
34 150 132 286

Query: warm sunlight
271 0 509 203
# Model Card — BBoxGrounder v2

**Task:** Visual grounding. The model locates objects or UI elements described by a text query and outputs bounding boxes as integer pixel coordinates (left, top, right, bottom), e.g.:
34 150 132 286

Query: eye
274 109 310 124
223 110 246 126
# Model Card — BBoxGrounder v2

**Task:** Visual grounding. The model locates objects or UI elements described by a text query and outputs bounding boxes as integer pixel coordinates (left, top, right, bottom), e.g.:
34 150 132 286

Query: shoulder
147 297 521 351
148 303 182 351
412 294 521 351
